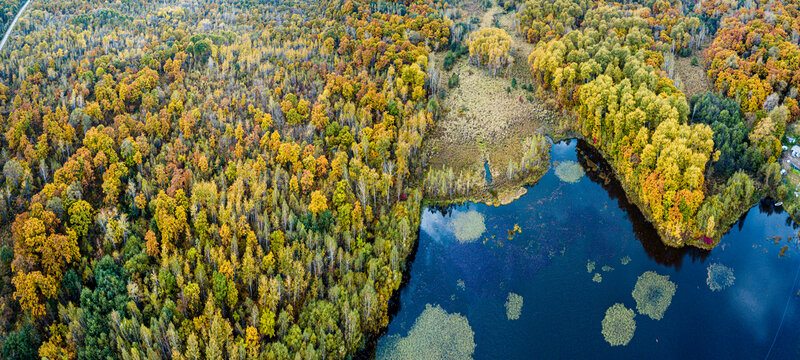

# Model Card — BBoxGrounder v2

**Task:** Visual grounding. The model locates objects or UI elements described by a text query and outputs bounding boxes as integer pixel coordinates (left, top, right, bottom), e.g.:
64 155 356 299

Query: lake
376 139 800 359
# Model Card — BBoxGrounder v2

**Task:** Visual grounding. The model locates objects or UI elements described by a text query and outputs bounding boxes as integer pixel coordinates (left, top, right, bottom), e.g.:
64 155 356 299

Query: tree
11 203 79 317
468 28 513 76
309 190 328 214
1 324 41 360
76 256 128 360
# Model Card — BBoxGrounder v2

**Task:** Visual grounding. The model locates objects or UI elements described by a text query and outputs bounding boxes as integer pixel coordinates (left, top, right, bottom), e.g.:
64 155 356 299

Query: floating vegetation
602 265 614 272
377 304 476 360
507 224 522 240
587 260 596 273
706 263 735 292
451 210 486 243
456 279 466 291
554 161 585 183
620 256 631 265
601 303 636 346
631 271 676 320
593 273 603 283
505 293 523 320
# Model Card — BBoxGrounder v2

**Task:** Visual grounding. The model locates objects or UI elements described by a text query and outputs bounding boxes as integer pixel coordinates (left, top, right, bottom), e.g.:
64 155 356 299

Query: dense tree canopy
523 0 721 245
0 0 451 358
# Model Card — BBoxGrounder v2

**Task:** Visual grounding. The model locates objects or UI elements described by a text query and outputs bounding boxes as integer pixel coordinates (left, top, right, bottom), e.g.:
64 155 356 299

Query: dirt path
0 0 32 51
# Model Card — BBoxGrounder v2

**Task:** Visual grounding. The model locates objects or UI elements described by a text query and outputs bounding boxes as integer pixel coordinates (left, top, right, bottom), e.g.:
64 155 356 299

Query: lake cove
377 140 800 359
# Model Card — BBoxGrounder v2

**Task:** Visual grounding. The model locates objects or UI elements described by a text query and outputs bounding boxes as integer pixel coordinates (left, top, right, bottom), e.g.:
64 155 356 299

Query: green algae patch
451 210 487 243
377 304 476 360
592 273 603 283
554 161 585 183
632 271 676 320
707 263 735 291
505 292 523 320
601 303 636 346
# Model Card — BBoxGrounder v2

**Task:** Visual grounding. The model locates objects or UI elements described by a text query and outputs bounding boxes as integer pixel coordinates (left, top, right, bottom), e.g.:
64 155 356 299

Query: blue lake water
377 140 800 359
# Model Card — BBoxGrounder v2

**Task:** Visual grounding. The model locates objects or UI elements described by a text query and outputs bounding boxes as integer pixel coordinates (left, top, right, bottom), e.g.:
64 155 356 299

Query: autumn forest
0 0 798 358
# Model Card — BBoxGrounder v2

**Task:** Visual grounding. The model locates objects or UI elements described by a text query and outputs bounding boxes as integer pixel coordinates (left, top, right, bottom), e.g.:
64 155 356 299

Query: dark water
378 140 800 359
484 159 492 185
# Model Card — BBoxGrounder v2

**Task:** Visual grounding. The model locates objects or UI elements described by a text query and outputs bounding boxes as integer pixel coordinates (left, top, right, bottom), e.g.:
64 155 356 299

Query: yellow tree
11 203 79 317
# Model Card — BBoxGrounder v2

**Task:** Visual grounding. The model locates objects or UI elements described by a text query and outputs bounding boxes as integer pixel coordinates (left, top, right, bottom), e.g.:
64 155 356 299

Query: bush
444 51 457 71
448 72 460 89
691 56 699 66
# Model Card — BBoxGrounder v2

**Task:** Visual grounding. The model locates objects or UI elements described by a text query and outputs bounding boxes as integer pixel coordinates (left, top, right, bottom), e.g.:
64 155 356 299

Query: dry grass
674 50 711 100
425 7 564 181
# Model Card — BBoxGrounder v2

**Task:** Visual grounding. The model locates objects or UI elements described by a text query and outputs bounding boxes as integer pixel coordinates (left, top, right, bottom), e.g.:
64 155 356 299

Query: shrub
448 72 460 89
444 51 457 71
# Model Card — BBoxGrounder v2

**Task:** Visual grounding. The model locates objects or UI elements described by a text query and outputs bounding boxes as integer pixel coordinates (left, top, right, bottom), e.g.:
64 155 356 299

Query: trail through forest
0 0 31 51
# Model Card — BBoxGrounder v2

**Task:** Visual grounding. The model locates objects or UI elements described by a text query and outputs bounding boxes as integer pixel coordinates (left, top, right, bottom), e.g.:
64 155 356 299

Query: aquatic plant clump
706 263 735 291
457 279 466 291
378 304 476 360
450 210 487 243
602 265 614 272
587 260 596 273
505 292 523 320
631 271 677 320
601 303 637 346
554 161 585 183
593 273 603 283
620 256 632 265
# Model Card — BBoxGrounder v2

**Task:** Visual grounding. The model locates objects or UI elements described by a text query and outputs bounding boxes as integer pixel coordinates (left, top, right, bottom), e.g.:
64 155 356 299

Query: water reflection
375 140 800 360
574 140 710 269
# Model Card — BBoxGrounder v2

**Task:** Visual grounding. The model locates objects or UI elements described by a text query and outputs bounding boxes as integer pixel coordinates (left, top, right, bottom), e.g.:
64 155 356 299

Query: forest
521 0 792 247
0 0 450 358
0 0 797 358
0 0 24 38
